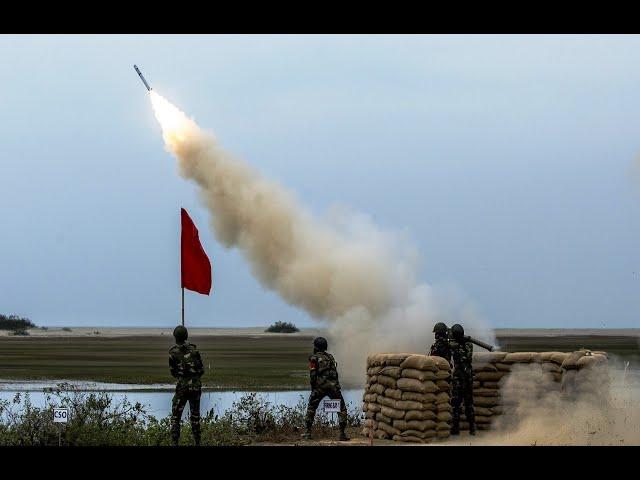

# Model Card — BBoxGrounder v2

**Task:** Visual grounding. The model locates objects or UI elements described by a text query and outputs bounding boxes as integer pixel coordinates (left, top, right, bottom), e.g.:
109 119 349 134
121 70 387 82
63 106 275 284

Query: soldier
302 337 349 441
430 322 452 364
449 323 475 435
169 325 205 446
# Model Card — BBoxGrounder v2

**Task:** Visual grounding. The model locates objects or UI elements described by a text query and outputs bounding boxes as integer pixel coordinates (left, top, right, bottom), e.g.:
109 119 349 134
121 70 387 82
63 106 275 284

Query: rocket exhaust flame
149 91 495 385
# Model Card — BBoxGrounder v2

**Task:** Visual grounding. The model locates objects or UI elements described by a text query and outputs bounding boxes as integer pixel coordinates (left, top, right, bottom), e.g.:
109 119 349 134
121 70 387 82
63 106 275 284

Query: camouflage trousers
305 386 348 426
451 373 475 431
171 385 201 444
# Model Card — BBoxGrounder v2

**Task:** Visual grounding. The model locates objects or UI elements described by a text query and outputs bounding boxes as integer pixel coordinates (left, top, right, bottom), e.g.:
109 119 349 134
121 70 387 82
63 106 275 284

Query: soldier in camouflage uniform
302 337 349 441
430 322 452 364
449 323 475 435
169 325 205 446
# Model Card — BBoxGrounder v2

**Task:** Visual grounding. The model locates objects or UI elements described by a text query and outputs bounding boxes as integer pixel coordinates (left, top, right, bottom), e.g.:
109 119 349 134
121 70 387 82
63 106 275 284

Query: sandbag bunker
362 349 609 443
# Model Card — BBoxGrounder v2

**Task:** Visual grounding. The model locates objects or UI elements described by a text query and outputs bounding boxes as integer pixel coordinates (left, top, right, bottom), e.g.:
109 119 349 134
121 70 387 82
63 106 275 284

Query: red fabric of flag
181 208 212 295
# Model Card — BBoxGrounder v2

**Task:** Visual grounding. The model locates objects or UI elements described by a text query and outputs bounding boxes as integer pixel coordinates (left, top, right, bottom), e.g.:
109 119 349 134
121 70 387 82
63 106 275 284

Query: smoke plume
150 92 494 384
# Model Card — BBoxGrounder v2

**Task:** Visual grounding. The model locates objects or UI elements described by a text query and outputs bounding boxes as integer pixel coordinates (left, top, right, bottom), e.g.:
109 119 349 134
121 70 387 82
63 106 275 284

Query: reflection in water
0 385 364 419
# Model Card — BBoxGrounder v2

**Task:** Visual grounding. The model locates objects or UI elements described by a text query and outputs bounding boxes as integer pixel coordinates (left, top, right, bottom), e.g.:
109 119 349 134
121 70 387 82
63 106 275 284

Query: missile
134 65 152 92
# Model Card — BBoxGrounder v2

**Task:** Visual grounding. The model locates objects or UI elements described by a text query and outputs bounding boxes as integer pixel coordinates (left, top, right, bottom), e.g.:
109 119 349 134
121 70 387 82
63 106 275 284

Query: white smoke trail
150 91 494 384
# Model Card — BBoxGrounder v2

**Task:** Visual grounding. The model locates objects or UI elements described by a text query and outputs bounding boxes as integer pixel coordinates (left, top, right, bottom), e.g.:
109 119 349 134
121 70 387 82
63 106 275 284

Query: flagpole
181 287 185 326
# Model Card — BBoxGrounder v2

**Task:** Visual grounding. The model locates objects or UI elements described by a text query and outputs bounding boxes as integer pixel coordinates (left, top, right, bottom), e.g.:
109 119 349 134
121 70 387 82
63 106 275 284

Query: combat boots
301 420 313 440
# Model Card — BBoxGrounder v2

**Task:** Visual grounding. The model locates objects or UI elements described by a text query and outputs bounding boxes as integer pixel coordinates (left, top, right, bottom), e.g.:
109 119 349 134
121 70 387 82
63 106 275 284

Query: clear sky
1 34 639 329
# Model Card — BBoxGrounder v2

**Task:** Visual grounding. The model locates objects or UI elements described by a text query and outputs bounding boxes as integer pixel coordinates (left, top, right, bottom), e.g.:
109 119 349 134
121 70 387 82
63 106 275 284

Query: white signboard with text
322 398 341 413
53 408 69 423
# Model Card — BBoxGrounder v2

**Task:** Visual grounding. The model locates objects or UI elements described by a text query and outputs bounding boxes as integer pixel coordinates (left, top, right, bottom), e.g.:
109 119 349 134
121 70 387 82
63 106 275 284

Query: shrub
0 314 35 331
62 327 72 332
265 321 299 333
9 329 29 336
0 386 361 446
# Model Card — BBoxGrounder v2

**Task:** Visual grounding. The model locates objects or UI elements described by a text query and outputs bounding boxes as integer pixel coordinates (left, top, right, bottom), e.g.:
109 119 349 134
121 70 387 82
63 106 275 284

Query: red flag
181 208 212 295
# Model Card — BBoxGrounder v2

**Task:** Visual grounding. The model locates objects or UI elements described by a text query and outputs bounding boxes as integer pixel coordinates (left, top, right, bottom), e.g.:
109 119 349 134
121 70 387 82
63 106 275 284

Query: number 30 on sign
322 399 341 413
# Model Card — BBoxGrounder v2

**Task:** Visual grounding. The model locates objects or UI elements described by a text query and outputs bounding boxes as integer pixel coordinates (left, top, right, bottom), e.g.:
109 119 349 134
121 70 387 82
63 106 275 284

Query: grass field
0 332 637 389
0 334 314 389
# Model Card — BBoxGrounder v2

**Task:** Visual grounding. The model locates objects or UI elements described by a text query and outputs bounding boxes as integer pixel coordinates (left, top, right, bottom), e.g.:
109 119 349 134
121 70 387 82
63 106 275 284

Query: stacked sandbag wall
361 353 451 443
363 349 609 440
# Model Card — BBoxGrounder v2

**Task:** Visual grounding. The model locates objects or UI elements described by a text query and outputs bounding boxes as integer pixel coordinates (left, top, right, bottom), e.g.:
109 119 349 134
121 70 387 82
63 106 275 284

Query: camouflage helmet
433 322 448 335
450 324 464 340
313 336 328 352
173 325 188 343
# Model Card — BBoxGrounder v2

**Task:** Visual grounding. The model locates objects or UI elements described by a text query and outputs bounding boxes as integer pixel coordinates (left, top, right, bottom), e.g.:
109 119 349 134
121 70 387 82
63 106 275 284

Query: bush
0 386 361 446
265 321 299 333
0 314 35 331
62 327 72 332
9 329 29 336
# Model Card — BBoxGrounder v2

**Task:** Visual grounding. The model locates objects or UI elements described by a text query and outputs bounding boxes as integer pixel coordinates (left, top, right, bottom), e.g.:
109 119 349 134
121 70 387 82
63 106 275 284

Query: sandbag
401 368 436 381
436 430 450 439
374 429 389 439
381 406 405 420
398 429 436 439
405 409 437 421
481 381 501 389
541 362 562 373
474 396 501 407
495 363 512 372
576 354 607 370
473 363 498 373
397 378 439 394
369 383 385 395
435 392 449 404
375 412 392 425
473 351 507 364
491 406 503 415
363 393 377 403
437 411 452 422
377 421 401 436
395 400 426 411
400 355 443 372
368 403 381 413
377 395 398 409
401 391 437 403
379 353 413 366
474 388 500 397
393 434 429 443
367 366 383 375
475 415 492 424
475 371 505 382
364 419 377 429
379 366 403 379
383 388 403 400
377 375 397 389
436 380 452 391
436 421 450 431
561 350 588 370
474 406 493 417
503 352 540 364
393 419 437 432
436 369 451 380
436 403 451 413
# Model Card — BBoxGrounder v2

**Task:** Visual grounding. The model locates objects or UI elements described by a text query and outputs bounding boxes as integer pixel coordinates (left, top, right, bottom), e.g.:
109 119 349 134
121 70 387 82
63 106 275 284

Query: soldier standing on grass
169 325 205 446
302 337 349 441
449 323 476 436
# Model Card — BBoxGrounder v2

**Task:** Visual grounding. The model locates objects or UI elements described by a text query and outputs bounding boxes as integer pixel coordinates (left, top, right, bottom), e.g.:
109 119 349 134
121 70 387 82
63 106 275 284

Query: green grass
0 335 313 390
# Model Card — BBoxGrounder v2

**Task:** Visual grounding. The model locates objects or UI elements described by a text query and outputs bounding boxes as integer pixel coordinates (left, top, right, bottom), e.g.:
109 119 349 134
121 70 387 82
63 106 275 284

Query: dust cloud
149 91 494 384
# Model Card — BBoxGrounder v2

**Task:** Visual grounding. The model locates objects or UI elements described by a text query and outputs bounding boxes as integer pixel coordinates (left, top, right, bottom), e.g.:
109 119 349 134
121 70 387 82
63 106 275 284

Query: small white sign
53 408 68 423
322 398 341 413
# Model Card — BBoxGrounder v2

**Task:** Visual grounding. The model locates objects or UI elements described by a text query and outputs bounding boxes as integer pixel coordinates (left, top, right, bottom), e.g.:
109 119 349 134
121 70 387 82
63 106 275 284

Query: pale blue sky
1 34 639 328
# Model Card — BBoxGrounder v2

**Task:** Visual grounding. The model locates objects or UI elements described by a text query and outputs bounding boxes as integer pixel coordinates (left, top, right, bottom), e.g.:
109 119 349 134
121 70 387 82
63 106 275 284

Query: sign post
53 407 68 446
322 398 341 432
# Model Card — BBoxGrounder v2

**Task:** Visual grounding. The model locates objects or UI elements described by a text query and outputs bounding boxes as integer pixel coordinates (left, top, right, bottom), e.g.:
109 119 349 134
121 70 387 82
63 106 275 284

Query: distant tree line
265 321 299 333
0 314 35 331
